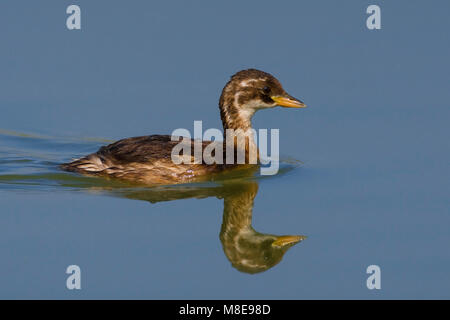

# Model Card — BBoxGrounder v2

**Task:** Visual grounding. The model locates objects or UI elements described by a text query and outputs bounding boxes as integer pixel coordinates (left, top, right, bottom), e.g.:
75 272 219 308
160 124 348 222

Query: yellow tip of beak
271 96 307 108
272 235 307 247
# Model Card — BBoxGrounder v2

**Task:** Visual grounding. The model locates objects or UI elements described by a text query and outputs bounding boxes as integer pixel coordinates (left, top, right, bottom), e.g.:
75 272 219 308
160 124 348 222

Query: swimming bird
61 69 306 184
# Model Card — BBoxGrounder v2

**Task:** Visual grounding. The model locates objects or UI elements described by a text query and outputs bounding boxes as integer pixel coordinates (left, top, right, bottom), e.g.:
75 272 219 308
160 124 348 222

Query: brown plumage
60 69 306 185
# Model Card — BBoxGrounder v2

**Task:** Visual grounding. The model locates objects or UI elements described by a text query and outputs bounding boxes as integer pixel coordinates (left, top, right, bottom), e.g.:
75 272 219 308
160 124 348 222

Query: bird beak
272 235 306 248
271 95 306 108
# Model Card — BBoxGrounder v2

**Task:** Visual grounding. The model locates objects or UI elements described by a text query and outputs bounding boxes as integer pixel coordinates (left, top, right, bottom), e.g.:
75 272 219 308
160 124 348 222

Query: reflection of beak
271 95 307 108
272 235 306 247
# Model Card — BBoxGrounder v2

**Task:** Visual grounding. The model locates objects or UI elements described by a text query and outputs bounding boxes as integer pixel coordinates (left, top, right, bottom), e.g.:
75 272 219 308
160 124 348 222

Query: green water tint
0 129 306 274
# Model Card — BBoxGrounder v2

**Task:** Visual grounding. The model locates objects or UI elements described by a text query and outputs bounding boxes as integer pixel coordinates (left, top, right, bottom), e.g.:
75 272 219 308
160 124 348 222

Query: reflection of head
219 182 305 274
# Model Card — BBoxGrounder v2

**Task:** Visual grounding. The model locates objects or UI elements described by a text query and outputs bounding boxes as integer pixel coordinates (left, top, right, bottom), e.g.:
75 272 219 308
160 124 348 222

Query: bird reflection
118 179 306 274
219 182 305 273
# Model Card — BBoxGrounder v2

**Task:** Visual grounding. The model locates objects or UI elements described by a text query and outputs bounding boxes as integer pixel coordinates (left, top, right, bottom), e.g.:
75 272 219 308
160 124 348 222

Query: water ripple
0 129 303 198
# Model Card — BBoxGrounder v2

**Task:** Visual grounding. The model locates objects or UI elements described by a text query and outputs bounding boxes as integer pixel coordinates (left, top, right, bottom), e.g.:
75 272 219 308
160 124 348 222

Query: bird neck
219 99 255 131
220 183 258 240
219 97 259 163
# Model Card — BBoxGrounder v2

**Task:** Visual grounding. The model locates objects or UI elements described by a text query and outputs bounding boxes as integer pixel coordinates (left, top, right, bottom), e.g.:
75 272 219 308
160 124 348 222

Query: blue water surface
0 0 449 299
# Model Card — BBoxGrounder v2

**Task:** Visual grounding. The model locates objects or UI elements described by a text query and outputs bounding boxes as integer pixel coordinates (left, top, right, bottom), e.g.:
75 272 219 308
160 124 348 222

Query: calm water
0 1 449 299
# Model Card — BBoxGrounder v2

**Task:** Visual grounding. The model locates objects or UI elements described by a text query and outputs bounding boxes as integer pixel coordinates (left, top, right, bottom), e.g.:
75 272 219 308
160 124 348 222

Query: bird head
219 69 306 129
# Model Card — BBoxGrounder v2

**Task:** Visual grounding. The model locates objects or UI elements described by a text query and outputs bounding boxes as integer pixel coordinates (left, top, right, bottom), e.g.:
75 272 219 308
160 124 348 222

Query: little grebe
61 69 306 184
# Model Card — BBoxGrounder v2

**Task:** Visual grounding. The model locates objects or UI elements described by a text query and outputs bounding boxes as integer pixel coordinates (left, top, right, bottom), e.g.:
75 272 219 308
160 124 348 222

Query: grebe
61 69 306 184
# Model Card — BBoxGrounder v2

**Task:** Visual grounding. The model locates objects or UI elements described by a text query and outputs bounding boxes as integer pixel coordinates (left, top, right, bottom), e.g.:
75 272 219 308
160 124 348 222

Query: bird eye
262 86 271 94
